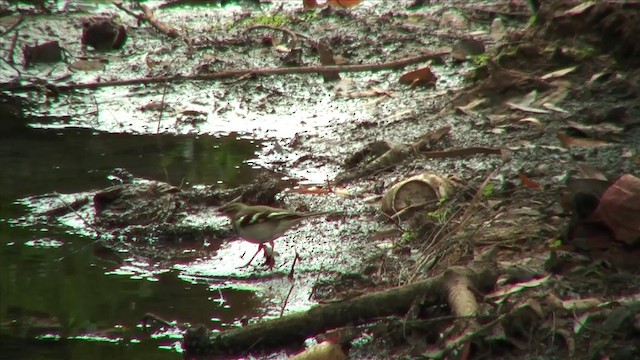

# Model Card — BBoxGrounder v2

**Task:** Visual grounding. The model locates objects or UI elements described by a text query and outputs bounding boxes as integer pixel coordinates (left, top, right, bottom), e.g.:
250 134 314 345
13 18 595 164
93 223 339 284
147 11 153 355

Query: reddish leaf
399 66 437 87
592 174 640 245
557 132 611 148
303 0 319 9
519 173 541 190
328 0 363 8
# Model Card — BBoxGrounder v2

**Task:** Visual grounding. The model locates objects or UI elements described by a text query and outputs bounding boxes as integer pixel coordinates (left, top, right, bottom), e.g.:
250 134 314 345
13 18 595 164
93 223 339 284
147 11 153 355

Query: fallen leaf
539 84 569 104
586 72 610 86
542 103 568 113
557 132 611 148
333 55 348 65
303 0 319 9
455 98 485 115
519 173 542 190
519 117 544 129
576 163 608 181
399 66 437 87
565 120 623 141
316 41 340 81
327 0 362 8
487 114 508 125
556 1 596 17
541 66 578 80
506 102 550 114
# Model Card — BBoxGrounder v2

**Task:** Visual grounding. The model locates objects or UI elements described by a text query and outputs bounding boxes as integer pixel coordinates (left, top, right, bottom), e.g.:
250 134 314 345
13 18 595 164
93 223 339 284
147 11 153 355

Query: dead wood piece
335 126 451 184
141 4 179 38
421 147 503 159
182 265 498 356
114 2 178 38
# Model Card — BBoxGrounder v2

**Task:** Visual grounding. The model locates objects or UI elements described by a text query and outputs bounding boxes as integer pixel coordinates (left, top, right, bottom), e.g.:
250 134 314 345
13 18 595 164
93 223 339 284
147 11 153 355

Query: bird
217 201 335 269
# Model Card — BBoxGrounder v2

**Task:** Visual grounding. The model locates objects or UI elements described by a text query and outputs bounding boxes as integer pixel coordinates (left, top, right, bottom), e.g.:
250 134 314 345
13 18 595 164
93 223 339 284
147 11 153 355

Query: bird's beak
217 195 243 212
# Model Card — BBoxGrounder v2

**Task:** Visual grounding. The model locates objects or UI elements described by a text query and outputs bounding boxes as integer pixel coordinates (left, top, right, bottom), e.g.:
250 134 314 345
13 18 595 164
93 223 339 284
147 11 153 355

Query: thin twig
244 24 313 49
53 192 106 262
7 30 19 65
55 192 101 236
156 83 168 134
280 283 295 318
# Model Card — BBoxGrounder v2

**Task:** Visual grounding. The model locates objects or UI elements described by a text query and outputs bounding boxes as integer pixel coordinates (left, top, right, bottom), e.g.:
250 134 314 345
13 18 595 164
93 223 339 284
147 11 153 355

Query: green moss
548 239 563 249
471 53 491 66
482 183 495 198
401 231 417 244
238 13 291 28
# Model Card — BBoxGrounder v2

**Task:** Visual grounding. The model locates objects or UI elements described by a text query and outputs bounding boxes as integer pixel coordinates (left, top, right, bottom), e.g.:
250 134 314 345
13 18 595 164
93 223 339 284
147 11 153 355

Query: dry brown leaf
541 66 577 80
557 132 611 148
519 173 542 190
399 66 437 87
565 121 623 141
327 0 363 8
539 84 569 104
542 103 568 113
303 0 319 9
576 163 608 181
316 41 340 81
556 1 596 17
506 102 550 114
519 117 544 129
455 98 485 115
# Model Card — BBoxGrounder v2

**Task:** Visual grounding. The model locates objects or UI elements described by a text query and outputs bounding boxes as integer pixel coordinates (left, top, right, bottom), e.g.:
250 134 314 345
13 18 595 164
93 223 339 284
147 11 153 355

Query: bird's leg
238 244 264 268
262 241 276 269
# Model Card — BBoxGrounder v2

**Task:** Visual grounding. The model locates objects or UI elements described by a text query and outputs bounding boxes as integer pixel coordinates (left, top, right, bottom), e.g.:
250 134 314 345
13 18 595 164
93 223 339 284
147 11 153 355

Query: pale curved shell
381 172 455 217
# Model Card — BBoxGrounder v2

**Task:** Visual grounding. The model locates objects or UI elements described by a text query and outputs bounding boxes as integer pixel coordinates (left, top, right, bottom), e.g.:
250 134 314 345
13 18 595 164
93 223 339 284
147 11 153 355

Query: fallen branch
114 1 179 38
182 265 498 357
0 50 449 93
335 125 452 184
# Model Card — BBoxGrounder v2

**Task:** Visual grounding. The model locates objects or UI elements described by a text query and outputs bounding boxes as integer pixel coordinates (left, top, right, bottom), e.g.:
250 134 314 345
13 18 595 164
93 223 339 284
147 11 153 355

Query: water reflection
0 127 264 359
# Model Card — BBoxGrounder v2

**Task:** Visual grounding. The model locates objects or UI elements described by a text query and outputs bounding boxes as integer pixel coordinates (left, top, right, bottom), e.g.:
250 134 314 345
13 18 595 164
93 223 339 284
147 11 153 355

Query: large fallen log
182 265 498 357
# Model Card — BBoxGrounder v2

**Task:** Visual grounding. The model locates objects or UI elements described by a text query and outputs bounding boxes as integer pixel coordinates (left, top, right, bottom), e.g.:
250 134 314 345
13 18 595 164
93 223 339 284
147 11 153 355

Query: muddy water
0 128 264 359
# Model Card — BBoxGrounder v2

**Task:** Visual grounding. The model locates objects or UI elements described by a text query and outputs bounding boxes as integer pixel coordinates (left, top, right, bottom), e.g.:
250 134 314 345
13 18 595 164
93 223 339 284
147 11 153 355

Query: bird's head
217 201 246 218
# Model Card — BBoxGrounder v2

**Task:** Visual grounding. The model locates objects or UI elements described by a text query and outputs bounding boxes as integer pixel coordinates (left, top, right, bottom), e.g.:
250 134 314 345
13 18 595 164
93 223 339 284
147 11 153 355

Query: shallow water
0 127 265 359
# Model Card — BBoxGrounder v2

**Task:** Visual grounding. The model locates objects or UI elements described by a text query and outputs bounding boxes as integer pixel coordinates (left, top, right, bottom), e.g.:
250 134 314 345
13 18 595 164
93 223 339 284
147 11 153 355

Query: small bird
217 202 334 268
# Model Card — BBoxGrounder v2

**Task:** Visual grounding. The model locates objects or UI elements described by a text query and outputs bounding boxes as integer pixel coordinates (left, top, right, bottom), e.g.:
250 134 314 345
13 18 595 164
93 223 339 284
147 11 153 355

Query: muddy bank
2 0 640 359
